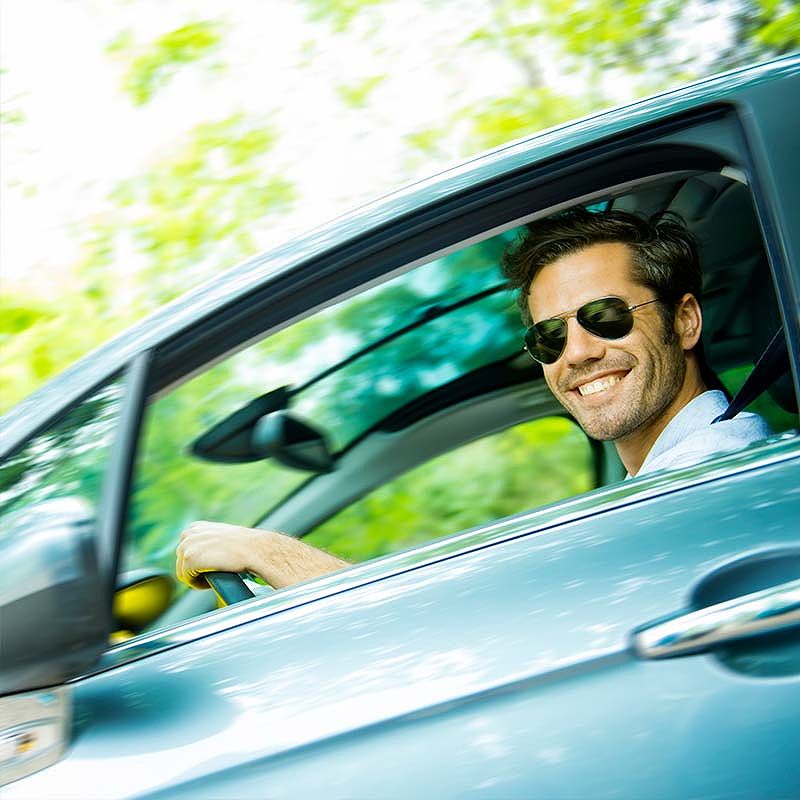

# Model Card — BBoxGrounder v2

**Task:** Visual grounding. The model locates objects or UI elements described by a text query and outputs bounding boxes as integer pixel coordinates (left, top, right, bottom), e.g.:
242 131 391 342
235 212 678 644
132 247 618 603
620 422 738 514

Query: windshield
292 288 521 450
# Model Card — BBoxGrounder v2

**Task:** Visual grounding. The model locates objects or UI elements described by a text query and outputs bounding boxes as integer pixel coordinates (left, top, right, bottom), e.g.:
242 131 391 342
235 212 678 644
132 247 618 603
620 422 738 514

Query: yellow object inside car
111 572 174 642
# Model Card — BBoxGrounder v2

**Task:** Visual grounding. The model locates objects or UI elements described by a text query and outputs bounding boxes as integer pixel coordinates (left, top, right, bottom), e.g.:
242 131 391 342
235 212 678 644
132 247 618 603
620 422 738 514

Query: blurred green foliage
757 1 800 50
6 1 795 413
711 0 800 68
82 113 294 307
0 113 293 411
305 416 593 561
306 0 799 156
107 21 225 106
0 67 26 126
0 296 55 337
336 75 386 108
302 0 386 32
457 87 595 150
0 383 122 525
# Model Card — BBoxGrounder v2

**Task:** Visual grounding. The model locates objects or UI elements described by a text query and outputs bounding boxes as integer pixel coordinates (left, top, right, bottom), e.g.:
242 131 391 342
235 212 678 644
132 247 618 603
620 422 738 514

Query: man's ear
674 293 703 350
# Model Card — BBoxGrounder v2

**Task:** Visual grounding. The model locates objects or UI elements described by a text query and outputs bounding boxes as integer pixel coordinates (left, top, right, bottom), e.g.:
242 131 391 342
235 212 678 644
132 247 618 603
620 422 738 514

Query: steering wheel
205 572 256 605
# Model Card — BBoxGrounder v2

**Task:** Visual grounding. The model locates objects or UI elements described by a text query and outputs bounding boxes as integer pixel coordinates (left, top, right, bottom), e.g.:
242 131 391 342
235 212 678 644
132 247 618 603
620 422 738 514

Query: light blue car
1 55 799 798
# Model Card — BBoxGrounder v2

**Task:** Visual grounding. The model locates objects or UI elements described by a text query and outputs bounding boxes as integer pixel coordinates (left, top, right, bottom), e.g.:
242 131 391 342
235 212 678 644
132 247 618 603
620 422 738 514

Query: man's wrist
248 529 277 581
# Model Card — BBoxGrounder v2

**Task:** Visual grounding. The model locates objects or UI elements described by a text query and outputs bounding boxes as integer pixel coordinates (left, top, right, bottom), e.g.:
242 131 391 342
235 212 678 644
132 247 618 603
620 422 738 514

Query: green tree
302 0 798 155
304 415 594 562
0 290 123 413
1 111 294 413
710 0 800 69
8 3 794 413
107 20 225 106
81 113 295 308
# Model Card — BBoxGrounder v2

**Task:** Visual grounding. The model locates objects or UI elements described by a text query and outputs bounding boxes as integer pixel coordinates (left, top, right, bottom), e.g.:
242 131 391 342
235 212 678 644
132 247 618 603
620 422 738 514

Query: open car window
124 229 531 575
122 159 797 634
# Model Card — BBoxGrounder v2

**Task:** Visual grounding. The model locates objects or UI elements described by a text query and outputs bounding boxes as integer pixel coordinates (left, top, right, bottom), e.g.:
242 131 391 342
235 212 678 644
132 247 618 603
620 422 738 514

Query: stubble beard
556 337 686 443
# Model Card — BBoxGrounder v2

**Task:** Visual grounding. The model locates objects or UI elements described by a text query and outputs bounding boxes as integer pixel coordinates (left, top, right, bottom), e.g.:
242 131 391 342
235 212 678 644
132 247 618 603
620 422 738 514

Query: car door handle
632 578 800 659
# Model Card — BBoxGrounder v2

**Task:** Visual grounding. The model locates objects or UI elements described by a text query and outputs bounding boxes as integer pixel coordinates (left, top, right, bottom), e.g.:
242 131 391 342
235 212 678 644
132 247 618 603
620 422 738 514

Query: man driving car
177 208 771 591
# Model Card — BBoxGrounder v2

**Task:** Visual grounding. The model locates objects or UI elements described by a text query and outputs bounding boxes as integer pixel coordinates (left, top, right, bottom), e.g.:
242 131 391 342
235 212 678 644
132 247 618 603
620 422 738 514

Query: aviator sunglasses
524 296 660 364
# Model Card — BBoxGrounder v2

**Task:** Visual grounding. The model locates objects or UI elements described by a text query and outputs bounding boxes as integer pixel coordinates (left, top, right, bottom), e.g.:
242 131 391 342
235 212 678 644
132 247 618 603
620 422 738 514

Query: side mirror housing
0 498 108 695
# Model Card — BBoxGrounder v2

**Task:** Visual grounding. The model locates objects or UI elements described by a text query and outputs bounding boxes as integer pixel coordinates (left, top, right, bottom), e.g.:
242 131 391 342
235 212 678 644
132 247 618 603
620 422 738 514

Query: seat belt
713 327 788 423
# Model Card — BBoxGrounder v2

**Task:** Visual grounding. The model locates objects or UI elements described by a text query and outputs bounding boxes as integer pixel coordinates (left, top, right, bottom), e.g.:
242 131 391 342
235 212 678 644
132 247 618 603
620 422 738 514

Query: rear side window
303 415 594 562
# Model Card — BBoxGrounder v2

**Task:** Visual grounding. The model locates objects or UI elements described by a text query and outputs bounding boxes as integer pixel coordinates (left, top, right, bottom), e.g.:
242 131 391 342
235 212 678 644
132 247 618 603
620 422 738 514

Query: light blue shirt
635 390 772 477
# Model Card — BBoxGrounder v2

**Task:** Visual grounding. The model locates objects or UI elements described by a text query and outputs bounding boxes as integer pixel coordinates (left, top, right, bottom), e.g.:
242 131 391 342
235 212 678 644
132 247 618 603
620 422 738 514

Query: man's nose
562 317 606 365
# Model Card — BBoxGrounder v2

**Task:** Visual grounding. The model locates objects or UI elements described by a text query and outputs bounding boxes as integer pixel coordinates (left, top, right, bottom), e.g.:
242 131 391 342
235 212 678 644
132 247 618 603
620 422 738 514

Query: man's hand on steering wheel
176 521 351 599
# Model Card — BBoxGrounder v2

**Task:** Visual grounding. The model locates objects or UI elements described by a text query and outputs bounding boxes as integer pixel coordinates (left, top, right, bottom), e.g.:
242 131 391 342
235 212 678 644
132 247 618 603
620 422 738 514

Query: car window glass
125 372 309 576
293 289 521 451
0 380 123 536
302 416 594 562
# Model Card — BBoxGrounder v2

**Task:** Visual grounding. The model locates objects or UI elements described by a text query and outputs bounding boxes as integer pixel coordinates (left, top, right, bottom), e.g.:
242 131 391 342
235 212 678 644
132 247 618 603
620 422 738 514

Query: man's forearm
252 530 350 589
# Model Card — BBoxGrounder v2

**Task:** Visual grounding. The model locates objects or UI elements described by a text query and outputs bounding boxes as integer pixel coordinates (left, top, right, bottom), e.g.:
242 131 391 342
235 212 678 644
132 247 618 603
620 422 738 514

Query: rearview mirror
252 410 335 473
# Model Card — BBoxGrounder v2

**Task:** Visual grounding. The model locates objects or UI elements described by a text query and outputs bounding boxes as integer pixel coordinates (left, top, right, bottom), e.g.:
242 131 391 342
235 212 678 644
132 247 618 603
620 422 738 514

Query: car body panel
7 439 800 799
727 63 800 366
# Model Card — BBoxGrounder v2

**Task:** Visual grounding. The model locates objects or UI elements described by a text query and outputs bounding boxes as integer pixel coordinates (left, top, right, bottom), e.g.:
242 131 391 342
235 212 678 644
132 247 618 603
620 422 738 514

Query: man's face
528 242 686 442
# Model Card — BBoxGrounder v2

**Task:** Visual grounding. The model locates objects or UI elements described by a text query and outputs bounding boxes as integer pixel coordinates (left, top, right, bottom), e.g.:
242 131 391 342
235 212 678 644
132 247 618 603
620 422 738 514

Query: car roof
2 55 798 452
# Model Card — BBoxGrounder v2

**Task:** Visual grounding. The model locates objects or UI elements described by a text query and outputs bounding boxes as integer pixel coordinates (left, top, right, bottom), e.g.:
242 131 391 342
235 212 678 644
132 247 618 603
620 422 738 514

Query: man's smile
561 367 632 400
576 372 626 396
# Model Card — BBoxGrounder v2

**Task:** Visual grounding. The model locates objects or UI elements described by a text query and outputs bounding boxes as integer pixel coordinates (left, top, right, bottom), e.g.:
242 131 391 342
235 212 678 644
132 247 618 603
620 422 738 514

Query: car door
5 435 798 799
267 442 799 800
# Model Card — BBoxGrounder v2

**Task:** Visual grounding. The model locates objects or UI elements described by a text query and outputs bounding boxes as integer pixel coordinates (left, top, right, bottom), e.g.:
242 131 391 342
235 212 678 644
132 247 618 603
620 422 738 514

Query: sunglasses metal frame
523 296 660 364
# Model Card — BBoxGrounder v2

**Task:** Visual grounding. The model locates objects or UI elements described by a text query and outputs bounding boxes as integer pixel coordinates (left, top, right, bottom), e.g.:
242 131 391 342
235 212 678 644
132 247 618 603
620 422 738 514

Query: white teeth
577 374 622 396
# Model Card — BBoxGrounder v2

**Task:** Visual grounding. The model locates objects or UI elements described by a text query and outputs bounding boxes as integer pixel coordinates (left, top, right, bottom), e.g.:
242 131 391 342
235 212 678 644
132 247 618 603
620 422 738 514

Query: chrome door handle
633 578 800 659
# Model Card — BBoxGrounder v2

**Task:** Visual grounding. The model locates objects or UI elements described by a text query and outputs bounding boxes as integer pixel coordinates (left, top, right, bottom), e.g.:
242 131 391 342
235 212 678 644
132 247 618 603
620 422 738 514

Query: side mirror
252 410 335 473
0 497 107 696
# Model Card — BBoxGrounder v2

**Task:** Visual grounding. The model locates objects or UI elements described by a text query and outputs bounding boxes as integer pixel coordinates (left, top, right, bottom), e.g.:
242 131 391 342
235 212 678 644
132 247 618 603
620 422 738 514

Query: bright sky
1 0 731 302
0 0 523 297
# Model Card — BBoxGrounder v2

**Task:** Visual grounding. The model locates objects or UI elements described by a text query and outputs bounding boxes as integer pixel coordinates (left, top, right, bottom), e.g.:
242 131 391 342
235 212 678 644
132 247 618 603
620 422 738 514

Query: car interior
258 170 798 536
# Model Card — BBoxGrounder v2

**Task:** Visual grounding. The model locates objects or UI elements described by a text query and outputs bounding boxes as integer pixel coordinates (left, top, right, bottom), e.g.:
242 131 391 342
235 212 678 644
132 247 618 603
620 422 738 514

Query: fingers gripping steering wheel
205 572 256 605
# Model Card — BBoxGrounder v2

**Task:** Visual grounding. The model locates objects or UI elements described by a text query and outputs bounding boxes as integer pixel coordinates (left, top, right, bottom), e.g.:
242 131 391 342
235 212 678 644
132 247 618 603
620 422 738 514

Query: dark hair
501 207 727 394
501 207 701 328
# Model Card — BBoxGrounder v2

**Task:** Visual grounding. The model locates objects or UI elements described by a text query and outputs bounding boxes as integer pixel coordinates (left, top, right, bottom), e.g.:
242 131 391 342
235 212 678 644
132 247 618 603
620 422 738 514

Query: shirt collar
632 389 729 477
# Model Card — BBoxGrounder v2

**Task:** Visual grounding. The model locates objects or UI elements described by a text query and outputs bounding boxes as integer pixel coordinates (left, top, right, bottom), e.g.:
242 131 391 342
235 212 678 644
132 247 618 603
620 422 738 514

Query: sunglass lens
525 318 567 364
577 297 633 339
